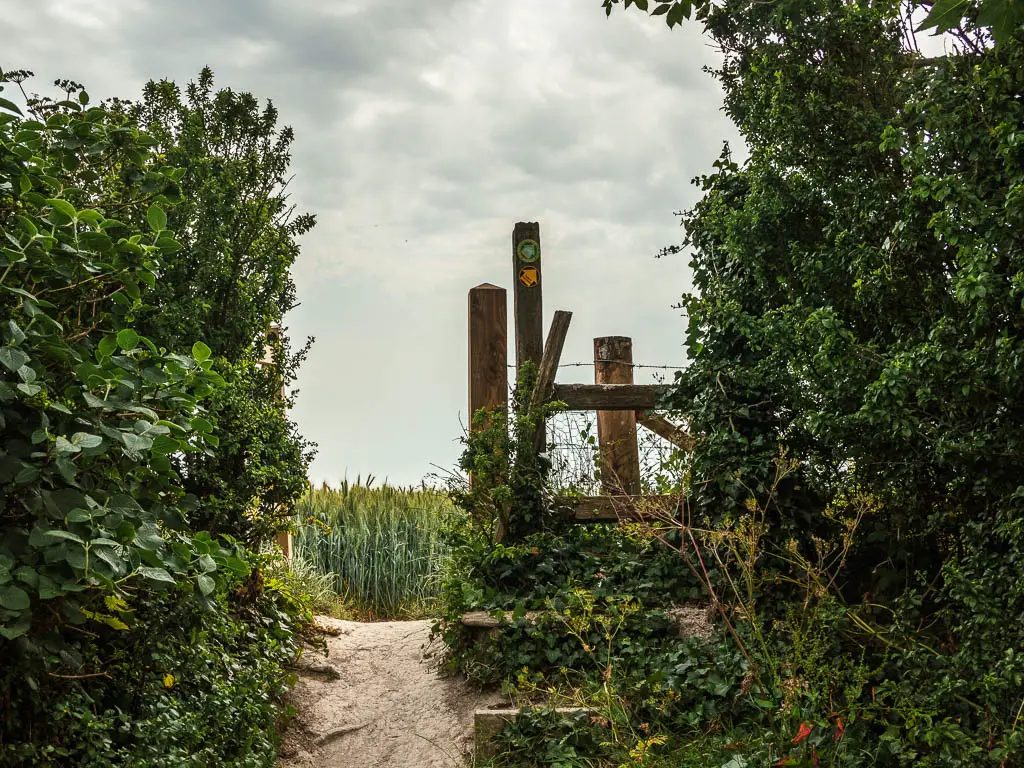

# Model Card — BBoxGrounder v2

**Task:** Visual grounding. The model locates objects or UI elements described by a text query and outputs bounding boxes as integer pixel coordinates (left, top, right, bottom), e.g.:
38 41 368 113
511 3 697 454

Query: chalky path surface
279 618 504 768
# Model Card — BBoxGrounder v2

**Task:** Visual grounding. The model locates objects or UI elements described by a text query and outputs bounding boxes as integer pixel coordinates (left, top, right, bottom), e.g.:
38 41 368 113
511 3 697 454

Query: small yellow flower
163 673 175 689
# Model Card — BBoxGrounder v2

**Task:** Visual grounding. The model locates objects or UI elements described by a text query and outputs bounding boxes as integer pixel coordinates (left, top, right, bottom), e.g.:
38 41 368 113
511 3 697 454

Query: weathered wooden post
529 310 572 455
594 336 642 496
512 222 543 374
512 222 545 457
468 283 508 430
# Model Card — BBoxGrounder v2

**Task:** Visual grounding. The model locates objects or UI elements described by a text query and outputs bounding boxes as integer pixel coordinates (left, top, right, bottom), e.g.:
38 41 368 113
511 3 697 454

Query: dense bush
1 556 302 767
0 70 311 765
130 68 316 545
442 3 1024 765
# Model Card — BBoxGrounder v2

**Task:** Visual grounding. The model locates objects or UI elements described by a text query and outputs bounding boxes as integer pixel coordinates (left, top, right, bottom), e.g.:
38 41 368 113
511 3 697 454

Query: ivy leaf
133 525 165 552
0 347 29 372
121 432 153 454
6 320 26 345
55 456 78 484
155 233 183 253
79 231 113 253
97 334 117 358
0 585 30 611
44 530 85 545
191 417 213 434
93 547 127 576
0 614 31 640
13 567 38 589
71 432 102 449
197 574 216 596
82 391 109 409
37 577 61 600
55 437 77 455
152 434 180 455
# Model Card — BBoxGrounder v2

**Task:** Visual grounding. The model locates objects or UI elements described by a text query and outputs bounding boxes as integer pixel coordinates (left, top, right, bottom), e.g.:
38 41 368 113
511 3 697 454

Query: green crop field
292 479 460 619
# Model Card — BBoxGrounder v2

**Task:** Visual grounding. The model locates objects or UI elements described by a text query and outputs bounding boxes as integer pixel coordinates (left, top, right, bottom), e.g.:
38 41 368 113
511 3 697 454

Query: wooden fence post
594 336 642 496
468 283 508 431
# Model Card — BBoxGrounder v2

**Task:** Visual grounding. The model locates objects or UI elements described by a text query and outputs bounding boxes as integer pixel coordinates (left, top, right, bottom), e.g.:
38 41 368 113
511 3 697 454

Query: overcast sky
3 0 740 486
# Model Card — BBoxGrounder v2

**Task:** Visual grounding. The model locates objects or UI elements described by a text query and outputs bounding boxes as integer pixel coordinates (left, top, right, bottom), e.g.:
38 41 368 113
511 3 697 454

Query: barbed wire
506 362 685 370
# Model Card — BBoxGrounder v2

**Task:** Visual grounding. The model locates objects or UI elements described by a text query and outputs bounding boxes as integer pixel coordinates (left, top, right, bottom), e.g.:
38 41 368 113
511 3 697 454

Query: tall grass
292 479 460 619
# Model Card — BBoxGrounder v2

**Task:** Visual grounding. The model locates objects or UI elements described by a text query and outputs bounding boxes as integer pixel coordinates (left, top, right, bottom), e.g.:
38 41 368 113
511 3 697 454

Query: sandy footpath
278 617 505 768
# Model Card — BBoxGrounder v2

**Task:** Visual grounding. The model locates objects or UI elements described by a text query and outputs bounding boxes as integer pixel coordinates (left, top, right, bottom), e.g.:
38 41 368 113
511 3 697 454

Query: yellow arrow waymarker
518 266 539 287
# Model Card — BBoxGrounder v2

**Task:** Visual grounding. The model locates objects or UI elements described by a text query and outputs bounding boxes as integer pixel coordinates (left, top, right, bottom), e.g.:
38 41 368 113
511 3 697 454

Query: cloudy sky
3 0 740 486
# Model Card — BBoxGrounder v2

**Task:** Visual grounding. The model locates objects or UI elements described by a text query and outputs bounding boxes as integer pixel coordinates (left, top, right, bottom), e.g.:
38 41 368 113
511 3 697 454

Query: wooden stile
466 221 698 533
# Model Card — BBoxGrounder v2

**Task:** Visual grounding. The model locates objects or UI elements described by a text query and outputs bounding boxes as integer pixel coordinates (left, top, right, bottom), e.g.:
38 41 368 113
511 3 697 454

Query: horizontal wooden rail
553 494 679 521
551 383 669 410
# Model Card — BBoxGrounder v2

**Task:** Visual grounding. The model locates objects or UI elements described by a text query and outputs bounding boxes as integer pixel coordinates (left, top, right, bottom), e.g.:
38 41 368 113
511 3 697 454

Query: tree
608 0 1023 761
128 69 316 544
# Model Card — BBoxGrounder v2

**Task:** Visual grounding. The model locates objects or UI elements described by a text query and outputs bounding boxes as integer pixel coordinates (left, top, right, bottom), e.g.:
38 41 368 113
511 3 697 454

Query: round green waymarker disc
517 239 540 263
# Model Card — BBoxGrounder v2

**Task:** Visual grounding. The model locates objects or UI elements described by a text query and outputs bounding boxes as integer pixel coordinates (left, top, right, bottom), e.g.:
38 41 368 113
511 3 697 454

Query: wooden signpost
512 222 543 373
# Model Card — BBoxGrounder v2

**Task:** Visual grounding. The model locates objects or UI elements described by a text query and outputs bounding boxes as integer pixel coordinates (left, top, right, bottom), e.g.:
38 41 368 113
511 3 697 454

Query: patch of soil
278 617 506 768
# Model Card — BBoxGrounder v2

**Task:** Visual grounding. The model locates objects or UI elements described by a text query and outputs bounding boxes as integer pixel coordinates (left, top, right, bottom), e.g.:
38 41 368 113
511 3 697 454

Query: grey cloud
2 0 740 484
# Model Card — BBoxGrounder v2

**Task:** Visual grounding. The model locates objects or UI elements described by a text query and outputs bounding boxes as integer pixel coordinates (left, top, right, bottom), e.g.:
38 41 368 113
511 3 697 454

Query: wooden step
461 610 540 629
553 494 679 521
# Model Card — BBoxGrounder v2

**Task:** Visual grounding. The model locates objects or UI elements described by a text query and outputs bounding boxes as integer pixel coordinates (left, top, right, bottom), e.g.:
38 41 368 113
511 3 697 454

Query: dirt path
279 617 505 768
